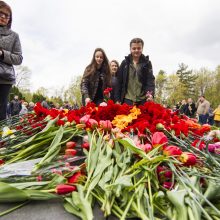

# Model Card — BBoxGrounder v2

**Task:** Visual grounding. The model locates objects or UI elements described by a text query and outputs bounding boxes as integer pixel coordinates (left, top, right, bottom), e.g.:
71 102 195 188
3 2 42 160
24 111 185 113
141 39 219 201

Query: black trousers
0 84 12 121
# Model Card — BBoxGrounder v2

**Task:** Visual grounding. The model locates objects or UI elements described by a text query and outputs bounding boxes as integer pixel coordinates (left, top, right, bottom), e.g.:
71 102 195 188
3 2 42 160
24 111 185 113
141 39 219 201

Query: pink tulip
138 143 152 153
80 115 90 124
99 120 112 131
163 145 182 156
152 132 168 147
88 119 98 129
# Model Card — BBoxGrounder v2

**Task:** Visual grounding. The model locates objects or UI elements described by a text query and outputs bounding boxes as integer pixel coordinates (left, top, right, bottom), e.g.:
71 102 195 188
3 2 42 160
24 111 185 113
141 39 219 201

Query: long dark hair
84 48 110 77
0 1 12 28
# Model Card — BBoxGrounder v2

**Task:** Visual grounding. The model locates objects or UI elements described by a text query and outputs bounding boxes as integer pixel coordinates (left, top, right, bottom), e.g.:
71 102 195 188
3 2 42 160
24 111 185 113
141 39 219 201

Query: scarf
0 26 12 36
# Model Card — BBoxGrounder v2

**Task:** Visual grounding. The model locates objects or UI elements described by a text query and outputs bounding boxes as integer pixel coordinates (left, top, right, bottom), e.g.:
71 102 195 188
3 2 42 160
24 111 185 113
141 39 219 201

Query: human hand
85 98 91 105
146 94 153 101
146 91 153 101
99 102 107 106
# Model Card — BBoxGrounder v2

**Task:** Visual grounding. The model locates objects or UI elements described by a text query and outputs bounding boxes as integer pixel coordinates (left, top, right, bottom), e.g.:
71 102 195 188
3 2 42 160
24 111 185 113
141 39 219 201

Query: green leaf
25 189 58 200
167 189 188 220
34 126 64 170
118 138 147 158
71 185 94 220
10 181 50 189
0 182 28 202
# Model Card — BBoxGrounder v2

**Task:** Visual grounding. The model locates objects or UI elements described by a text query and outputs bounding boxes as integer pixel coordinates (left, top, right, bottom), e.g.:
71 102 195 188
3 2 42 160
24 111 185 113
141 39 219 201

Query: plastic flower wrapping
0 100 220 220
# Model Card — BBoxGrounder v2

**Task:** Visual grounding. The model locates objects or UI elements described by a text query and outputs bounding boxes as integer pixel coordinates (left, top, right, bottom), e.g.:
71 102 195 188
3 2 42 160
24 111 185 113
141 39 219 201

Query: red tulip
36 175 42 182
65 149 77 156
192 139 205 150
82 142 90 150
0 159 4 165
164 170 173 178
157 165 165 174
55 184 76 195
68 172 83 184
163 145 182 156
163 181 173 189
66 141 77 149
179 152 197 166
152 132 168 147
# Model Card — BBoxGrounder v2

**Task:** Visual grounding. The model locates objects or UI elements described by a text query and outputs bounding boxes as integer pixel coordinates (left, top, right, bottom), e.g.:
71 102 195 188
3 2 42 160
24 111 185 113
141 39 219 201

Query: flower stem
0 201 29 217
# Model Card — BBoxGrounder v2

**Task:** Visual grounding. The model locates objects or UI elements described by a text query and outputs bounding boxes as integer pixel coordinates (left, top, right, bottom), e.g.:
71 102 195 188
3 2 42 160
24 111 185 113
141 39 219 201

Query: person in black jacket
9 95 22 116
115 38 155 105
109 60 119 102
80 48 111 106
184 98 196 118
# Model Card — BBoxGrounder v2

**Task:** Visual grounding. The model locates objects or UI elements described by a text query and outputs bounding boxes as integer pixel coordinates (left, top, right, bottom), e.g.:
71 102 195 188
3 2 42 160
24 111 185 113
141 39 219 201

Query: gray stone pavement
0 200 119 220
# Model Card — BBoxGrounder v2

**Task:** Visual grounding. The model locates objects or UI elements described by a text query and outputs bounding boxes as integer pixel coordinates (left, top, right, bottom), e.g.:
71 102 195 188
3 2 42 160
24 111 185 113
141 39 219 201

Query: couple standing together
81 38 155 106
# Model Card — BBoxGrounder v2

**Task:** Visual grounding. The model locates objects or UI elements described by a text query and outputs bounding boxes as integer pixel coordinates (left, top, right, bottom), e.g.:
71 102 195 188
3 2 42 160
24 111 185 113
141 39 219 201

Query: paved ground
0 200 119 220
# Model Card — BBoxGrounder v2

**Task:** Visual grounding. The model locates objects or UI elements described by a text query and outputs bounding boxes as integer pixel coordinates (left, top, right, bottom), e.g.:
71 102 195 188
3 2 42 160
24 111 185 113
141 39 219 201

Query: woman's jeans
0 84 12 121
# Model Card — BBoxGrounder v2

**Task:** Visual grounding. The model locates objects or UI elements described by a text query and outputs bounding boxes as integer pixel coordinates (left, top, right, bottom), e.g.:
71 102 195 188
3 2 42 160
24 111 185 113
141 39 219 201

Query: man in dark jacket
9 95 22 116
185 98 196 118
115 38 155 105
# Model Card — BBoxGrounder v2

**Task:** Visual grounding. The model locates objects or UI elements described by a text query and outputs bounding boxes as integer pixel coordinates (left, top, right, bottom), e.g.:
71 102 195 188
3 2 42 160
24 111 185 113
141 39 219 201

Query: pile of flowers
0 101 220 220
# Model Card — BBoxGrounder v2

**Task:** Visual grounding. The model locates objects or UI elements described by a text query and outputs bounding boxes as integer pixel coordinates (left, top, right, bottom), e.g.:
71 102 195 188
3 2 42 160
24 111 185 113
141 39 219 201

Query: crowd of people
80 38 155 106
5 95 79 119
172 96 220 127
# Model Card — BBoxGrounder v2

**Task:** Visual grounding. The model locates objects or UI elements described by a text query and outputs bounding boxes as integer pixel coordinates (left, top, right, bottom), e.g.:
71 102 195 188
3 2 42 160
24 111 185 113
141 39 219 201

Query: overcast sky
7 0 220 95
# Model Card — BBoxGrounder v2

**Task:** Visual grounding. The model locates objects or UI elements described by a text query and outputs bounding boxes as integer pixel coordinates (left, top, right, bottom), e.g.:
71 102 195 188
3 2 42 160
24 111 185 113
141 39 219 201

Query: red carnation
179 152 197 166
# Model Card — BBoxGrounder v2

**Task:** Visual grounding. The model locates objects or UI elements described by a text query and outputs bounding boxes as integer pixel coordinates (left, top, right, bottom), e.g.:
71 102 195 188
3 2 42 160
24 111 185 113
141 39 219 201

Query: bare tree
14 65 32 90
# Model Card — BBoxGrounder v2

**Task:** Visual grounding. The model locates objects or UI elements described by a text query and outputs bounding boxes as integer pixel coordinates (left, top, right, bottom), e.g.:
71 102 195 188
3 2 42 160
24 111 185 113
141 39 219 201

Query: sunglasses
0 11 10 19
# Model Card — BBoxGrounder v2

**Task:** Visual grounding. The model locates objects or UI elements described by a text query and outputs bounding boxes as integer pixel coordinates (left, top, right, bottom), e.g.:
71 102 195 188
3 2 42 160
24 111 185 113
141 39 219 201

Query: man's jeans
198 114 209 125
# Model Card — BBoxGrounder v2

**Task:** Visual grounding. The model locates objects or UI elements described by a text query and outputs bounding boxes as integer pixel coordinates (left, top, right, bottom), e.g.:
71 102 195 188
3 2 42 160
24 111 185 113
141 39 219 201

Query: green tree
64 75 82 106
165 74 183 107
32 93 45 103
176 63 197 99
155 70 167 104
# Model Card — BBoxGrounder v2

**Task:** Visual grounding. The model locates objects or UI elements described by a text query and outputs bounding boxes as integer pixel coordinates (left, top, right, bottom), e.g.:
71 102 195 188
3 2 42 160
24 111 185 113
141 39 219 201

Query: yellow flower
1 127 16 138
63 109 69 114
112 106 141 129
